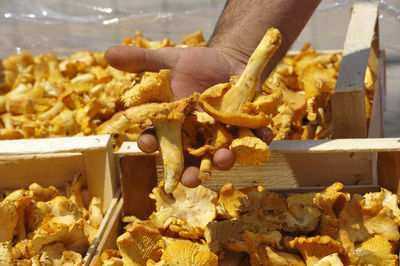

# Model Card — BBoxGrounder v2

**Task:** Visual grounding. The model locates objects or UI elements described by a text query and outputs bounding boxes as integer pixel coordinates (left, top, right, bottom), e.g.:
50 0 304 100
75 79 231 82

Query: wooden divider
332 2 379 138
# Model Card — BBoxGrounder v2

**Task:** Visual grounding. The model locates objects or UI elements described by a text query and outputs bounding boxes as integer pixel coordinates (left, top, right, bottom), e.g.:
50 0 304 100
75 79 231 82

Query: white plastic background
1 0 399 136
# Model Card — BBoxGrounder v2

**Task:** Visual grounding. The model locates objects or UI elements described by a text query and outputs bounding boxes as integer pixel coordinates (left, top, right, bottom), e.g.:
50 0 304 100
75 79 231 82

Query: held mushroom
99 94 198 193
148 94 199 193
199 28 281 129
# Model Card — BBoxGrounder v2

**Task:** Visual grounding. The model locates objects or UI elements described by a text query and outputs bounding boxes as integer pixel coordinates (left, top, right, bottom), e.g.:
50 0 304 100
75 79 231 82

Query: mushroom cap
356 189 400 241
94 249 122 265
229 128 270 166
187 120 233 157
226 230 283 265
160 239 218 266
314 253 344 266
0 200 18 242
60 250 83 265
338 194 370 244
39 242 66 265
362 188 400 226
363 208 400 242
313 182 350 219
148 94 199 125
204 220 244 254
303 64 337 97
88 197 103 229
0 241 14 265
32 222 69 253
351 235 398 266
288 235 343 266
28 183 60 202
121 69 174 107
149 182 217 239
242 89 283 116
283 202 321 234
313 183 350 237
217 183 248 219
116 222 164 266
199 83 272 129
261 246 306 266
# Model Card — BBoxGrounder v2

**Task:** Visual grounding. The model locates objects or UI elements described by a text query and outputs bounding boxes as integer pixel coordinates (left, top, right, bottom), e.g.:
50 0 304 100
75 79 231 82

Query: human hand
105 45 273 187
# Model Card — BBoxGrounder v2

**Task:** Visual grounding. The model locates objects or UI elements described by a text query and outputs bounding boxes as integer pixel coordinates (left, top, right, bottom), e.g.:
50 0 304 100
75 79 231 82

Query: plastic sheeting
1 0 399 57
0 0 399 135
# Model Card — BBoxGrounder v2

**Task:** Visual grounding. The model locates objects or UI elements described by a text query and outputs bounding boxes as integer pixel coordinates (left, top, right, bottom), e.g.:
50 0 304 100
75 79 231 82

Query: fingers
105 46 179 73
181 166 202 188
254 127 274 145
213 148 236 171
181 148 236 189
137 127 158 153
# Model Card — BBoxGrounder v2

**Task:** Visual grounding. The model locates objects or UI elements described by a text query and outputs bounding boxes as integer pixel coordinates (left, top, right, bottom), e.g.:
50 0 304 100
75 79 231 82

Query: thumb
104 46 179 73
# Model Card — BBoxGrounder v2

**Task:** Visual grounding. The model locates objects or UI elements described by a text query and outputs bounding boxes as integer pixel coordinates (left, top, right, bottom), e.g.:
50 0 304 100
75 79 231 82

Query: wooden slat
119 138 400 191
269 184 380 195
159 152 375 191
0 153 85 190
332 91 367 138
332 2 379 138
334 2 379 93
84 144 118 212
368 49 385 138
120 138 400 154
0 134 111 155
269 138 400 153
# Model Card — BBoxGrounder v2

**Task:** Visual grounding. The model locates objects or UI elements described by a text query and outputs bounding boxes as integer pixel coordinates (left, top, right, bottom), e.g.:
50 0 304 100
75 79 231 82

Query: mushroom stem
154 119 184 193
199 154 212 182
149 94 199 193
220 28 281 113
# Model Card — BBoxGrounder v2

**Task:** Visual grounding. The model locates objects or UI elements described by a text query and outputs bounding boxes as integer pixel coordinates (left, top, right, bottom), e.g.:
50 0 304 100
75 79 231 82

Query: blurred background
1 0 399 136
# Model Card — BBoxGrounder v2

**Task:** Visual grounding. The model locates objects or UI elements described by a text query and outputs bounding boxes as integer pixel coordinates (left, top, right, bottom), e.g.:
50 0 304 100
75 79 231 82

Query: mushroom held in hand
148 94 199 193
199 28 281 129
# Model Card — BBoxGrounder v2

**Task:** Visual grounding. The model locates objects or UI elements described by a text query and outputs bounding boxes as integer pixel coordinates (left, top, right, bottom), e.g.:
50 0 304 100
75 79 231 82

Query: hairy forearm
209 0 321 76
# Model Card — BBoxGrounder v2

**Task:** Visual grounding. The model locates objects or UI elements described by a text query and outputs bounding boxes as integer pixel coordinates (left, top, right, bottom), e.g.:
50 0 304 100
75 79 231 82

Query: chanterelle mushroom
148 94 199 193
120 69 174 107
230 128 270 166
199 28 281 129
102 94 198 193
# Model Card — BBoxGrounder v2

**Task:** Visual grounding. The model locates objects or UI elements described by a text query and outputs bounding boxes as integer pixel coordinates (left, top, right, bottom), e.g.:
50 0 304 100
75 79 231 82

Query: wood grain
332 2 378 138
119 155 157 219
378 151 400 194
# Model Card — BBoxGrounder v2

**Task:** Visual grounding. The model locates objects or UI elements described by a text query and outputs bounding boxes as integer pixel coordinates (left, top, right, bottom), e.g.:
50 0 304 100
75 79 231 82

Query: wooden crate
0 134 120 265
90 137 400 265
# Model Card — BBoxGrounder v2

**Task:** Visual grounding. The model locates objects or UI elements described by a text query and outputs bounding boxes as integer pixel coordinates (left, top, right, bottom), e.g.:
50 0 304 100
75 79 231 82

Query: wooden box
0 134 120 265
91 137 400 265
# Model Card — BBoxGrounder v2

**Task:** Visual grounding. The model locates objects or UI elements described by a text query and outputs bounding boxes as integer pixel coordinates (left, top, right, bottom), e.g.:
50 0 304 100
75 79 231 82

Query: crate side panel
154 152 373 191
120 155 157 219
0 153 85 190
378 151 400 194
84 147 118 212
